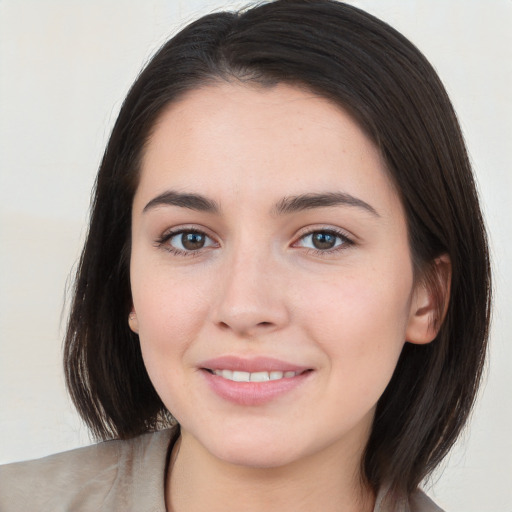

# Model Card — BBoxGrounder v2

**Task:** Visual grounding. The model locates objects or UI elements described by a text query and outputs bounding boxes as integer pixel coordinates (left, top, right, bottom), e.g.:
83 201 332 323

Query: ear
406 254 452 345
128 308 139 334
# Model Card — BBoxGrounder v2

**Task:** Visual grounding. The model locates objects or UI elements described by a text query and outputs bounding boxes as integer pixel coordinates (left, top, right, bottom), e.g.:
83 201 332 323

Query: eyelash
293 228 354 256
155 227 354 257
155 228 217 257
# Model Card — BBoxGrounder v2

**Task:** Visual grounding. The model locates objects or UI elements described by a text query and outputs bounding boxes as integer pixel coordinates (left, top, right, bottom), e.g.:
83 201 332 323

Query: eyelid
155 225 220 255
291 225 355 253
294 224 354 241
154 224 355 257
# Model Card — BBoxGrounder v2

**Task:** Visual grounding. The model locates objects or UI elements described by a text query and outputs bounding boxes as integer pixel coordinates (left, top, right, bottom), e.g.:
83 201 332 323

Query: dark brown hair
64 0 491 497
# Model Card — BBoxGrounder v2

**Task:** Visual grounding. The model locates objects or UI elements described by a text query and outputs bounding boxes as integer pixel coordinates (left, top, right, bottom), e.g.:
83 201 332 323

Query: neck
166 431 375 512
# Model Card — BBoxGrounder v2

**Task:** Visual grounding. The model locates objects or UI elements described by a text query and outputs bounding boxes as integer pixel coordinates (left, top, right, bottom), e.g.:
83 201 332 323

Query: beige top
0 429 444 512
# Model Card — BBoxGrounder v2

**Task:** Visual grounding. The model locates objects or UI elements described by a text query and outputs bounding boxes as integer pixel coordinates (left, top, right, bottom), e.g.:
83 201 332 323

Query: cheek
298 268 413 396
300 267 412 335
130 264 212 386
132 257 210 333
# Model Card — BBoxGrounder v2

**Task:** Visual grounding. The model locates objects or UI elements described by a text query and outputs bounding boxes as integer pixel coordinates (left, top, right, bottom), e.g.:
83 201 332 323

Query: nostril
214 307 286 335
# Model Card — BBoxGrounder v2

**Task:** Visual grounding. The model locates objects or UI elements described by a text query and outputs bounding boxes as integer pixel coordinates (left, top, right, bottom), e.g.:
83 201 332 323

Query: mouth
203 368 310 382
198 356 314 405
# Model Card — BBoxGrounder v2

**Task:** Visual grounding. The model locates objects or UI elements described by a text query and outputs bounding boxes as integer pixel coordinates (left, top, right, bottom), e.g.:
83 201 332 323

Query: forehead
135 82 401 217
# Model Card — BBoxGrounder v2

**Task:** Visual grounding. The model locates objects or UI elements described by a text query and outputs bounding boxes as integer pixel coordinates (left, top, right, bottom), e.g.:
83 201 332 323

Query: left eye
296 230 347 251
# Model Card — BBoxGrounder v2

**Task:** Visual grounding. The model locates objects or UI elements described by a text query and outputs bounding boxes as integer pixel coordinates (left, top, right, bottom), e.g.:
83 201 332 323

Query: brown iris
312 232 337 250
181 232 206 250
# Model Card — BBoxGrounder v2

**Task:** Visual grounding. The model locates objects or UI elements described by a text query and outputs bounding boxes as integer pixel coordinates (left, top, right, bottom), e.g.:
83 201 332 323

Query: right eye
158 229 217 255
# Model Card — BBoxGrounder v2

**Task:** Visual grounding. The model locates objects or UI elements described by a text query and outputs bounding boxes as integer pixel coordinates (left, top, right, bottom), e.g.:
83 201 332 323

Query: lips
199 355 310 374
198 356 313 405
211 369 300 382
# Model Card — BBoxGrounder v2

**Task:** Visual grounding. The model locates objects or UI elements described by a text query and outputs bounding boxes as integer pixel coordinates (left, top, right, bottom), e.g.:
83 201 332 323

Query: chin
195 425 305 469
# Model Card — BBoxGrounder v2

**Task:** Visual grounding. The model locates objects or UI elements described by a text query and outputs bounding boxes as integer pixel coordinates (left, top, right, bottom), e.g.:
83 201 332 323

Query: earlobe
406 254 452 345
128 309 139 334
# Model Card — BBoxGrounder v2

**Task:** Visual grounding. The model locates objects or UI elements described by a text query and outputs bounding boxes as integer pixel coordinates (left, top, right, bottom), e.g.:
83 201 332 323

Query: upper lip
198 356 311 373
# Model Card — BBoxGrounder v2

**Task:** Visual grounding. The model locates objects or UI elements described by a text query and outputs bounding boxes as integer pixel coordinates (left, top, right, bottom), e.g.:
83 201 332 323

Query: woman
0 1 491 511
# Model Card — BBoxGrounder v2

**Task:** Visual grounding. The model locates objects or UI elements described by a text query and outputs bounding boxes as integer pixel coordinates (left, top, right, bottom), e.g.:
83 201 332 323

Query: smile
210 370 300 382
199 357 313 405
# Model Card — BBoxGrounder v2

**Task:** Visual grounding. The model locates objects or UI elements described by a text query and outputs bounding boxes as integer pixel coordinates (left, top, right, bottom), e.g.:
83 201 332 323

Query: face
129 83 432 470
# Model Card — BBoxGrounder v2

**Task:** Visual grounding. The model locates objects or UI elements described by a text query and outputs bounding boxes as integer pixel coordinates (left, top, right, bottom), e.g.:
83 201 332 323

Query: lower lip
201 370 312 406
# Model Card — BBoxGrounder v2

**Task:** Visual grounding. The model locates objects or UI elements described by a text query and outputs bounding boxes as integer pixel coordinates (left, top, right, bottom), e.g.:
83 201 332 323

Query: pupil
182 232 205 250
313 232 336 250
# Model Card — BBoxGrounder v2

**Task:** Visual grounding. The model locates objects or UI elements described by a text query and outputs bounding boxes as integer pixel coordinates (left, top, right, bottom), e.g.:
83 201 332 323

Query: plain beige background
0 1 511 510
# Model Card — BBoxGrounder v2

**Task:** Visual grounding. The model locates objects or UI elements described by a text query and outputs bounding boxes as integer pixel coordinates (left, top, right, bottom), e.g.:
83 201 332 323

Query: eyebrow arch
143 190 220 214
273 192 380 217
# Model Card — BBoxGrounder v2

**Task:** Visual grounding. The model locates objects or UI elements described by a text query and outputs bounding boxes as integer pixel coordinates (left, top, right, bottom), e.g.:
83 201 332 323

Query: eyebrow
143 190 220 213
273 192 379 217
143 190 379 217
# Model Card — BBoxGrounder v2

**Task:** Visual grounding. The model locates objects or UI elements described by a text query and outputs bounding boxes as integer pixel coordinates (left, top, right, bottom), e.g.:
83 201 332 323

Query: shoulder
0 428 175 512
375 486 445 512
409 489 445 512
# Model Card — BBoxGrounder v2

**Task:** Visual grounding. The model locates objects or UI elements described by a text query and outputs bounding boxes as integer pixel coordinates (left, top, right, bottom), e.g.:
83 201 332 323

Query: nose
211 247 290 338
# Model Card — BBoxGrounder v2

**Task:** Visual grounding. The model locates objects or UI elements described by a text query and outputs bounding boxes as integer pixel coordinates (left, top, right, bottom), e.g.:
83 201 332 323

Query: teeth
212 369 298 382
250 371 270 382
219 369 233 380
233 371 250 382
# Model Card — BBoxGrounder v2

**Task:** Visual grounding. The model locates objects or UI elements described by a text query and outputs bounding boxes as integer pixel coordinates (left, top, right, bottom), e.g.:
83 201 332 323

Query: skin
129 83 444 512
